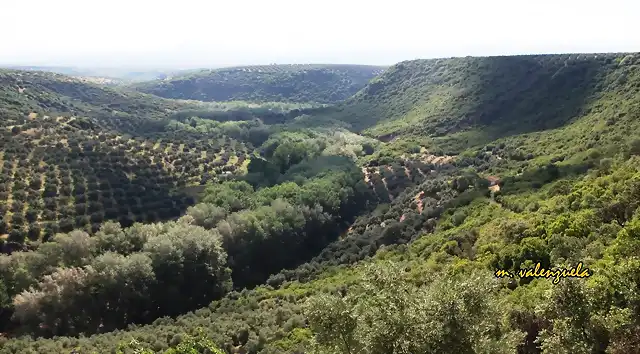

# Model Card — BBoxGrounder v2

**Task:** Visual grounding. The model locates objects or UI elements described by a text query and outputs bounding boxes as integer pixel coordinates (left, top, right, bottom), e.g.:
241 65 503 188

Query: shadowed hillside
132 64 387 104
326 53 634 144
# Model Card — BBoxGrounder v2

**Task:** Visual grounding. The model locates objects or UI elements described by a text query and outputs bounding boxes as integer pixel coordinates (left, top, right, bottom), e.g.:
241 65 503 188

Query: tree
52 231 94 267
116 332 225 354
629 138 640 156
537 280 601 354
304 262 523 354
12 267 93 335
202 181 255 212
304 293 359 354
0 278 12 333
58 218 74 233
8 228 25 243
184 203 227 229
362 142 375 155
87 252 157 331
11 252 157 336
27 224 41 241
143 221 232 317
25 209 39 223
0 219 8 234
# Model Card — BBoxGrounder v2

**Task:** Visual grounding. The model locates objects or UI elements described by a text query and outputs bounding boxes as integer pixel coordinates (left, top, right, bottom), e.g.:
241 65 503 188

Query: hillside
2 53 640 354
320 54 633 149
0 69 186 123
0 70 316 249
132 64 387 104
0 66 197 84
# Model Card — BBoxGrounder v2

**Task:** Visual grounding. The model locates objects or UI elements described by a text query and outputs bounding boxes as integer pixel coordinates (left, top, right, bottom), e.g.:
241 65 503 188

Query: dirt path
414 191 425 213
381 178 394 201
362 167 371 184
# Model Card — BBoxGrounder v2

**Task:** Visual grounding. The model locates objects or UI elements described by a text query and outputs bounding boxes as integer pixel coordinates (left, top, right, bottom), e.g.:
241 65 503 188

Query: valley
1 53 640 354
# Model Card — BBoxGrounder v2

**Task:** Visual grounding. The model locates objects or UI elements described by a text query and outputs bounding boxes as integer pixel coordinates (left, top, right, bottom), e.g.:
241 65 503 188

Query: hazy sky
2 0 639 68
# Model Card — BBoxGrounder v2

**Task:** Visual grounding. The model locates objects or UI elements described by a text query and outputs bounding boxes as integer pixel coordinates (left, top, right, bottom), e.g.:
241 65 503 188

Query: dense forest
2 53 640 354
132 64 387 104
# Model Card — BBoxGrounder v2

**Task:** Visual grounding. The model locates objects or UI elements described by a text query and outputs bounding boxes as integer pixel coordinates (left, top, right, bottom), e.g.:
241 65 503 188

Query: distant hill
132 64 387 104
0 69 189 130
0 66 198 84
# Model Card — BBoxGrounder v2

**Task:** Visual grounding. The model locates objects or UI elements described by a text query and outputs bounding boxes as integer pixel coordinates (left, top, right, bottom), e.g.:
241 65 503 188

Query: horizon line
0 50 637 71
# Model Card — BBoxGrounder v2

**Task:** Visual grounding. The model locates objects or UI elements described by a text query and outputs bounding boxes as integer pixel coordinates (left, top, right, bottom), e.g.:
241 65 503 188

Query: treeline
0 220 230 336
198 160 373 289
0 137 377 337
304 262 522 354
169 102 318 125
134 65 385 104
162 104 333 150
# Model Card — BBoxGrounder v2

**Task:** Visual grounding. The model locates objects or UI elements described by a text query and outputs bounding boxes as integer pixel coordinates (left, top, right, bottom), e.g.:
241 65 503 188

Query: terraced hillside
0 114 251 244
132 64 387 104
4 53 640 354
0 69 186 127
0 70 307 247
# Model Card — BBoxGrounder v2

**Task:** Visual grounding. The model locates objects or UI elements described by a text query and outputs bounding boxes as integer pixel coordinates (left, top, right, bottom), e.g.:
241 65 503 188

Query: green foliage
0 70 298 245
1 221 231 336
202 181 256 212
5 53 640 354
317 53 640 157
116 332 225 354
629 138 640 155
305 262 523 354
134 64 386 104
2 65 193 83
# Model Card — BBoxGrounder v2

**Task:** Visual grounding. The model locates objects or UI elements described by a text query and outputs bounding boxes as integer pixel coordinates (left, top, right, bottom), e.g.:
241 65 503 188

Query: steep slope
132 64 387 104
327 53 634 148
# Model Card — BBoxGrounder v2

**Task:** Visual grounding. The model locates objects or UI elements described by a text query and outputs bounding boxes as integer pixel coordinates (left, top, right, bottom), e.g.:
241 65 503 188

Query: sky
1 0 639 69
